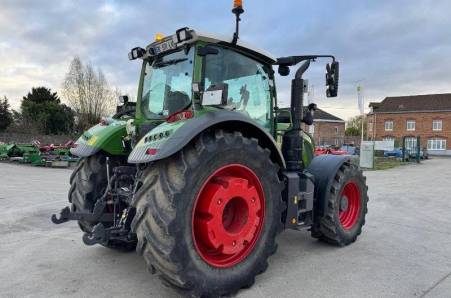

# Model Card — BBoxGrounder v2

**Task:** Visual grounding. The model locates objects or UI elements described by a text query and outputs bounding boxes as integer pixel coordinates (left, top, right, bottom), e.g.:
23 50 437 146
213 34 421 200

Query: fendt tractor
52 2 368 296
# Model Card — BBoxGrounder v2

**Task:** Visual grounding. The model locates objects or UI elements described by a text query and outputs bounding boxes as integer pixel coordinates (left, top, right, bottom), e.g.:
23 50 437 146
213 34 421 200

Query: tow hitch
82 207 136 246
51 204 135 246
51 200 112 224
51 160 137 246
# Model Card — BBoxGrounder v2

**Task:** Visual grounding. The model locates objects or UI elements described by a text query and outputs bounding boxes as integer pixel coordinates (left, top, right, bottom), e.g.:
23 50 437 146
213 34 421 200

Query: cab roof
195 31 277 64
145 28 277 65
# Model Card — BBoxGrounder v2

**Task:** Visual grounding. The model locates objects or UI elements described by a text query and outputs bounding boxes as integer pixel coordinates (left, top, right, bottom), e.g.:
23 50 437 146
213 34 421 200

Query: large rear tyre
69 154 136 251
313 162 368 246
131 130 284 297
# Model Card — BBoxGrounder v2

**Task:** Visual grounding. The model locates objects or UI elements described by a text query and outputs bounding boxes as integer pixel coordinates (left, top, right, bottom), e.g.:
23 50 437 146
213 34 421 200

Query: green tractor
52 2 368 296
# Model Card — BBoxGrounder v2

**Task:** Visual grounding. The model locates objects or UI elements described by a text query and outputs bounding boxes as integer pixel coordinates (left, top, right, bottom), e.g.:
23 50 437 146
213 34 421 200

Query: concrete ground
1 158 451 298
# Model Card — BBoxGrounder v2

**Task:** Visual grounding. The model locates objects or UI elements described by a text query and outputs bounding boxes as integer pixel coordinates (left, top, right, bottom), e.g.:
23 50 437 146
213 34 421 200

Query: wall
367 111 451 155
304 121 345 146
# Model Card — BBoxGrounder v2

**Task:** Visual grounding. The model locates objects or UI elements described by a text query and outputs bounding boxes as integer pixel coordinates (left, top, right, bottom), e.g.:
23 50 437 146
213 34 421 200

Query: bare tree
62 56 116 129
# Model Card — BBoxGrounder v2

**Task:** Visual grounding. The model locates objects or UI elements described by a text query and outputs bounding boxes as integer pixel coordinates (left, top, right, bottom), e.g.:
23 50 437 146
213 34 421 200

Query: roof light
155 33 164 41
233 0 243 9
128 47 145 60
176 27 192 43
231 0 244 44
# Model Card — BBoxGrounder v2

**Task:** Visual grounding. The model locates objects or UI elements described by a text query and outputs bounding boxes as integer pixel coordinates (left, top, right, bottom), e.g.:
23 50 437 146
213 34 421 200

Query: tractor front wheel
313 162 368 246
131 130 284 297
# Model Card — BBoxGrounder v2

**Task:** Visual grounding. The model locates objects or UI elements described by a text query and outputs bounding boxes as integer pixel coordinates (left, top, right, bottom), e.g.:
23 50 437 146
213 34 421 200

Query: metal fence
402 136 421 163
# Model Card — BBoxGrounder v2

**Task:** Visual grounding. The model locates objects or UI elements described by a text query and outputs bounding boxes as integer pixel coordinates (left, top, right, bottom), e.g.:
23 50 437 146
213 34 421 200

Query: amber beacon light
233 0 243 11
231 0 244 44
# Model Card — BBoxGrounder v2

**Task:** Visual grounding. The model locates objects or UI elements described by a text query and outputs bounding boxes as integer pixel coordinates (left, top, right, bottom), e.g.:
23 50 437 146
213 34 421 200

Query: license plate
152 37 176 55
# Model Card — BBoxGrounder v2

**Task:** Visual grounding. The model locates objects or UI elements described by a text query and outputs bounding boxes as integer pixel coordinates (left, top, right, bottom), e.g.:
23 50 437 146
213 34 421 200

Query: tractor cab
129 28 277 135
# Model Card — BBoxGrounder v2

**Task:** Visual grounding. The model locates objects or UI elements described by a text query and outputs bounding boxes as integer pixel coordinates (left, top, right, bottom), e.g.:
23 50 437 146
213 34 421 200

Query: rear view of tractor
52 2 368 296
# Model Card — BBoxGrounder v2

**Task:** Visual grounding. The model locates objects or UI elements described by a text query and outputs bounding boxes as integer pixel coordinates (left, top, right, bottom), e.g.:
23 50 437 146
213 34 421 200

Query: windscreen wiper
154 58 188 68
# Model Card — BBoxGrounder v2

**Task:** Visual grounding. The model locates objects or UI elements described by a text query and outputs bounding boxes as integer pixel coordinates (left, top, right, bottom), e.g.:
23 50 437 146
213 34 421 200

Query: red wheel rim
338 181 361 230
192 164 265 268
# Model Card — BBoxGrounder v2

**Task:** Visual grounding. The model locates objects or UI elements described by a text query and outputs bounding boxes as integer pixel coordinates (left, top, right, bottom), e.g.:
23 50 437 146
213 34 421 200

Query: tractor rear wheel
131 130 284 297
313 162 368 246
69 154 136 251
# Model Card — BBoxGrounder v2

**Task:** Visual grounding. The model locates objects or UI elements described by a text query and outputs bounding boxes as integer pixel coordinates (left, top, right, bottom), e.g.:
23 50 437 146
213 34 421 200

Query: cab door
202 45 273 132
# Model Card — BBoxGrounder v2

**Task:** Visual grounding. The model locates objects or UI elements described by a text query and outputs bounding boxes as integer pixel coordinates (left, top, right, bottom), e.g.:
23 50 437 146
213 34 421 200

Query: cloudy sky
1 0 451 120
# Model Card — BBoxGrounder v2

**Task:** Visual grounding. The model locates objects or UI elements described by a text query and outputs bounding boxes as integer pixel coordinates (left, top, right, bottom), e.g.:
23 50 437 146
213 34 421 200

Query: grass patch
374 157 403 170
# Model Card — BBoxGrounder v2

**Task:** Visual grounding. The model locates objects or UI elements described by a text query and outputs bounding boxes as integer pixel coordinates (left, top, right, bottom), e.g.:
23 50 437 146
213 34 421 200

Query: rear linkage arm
51 199 112 224
51 163 138 246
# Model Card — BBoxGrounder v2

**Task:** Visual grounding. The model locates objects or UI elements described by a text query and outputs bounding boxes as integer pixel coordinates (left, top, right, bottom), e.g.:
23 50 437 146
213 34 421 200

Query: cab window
203 46 272 128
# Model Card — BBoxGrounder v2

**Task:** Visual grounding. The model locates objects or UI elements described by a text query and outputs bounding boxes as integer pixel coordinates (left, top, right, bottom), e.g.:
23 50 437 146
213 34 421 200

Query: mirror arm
276 55 335 66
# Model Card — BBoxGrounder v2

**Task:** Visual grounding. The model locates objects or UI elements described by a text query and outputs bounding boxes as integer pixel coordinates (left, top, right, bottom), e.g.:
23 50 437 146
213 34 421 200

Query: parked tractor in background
0 140 78 166
52 2 368 296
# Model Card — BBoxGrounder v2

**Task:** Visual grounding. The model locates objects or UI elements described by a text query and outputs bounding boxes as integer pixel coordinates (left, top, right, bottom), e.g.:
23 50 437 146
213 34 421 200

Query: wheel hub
338 181 361 230
192 164 265 268
339 196 349 212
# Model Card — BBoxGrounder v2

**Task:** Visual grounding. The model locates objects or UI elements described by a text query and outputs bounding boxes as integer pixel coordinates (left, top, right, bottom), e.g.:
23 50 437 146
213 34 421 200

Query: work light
128 47 145 60
176 27 192 43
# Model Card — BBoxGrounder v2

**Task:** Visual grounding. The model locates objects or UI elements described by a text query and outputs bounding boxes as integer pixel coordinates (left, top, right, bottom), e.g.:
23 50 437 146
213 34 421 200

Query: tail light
145 148 158 155
166 110 194 123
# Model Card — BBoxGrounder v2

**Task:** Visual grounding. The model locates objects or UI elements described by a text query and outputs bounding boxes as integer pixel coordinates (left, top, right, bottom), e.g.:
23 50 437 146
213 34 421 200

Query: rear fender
71 121 128 157
128 110 286 168
307 155 351 218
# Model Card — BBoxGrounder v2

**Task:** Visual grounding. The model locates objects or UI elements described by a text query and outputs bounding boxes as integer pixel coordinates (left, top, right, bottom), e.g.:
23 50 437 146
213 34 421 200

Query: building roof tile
313 108 345 122
369 93 451 113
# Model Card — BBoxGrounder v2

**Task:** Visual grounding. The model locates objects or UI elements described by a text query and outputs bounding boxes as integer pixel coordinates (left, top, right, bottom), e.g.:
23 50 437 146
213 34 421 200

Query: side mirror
201 83 228 106
118 95 129 105
325 61 339 97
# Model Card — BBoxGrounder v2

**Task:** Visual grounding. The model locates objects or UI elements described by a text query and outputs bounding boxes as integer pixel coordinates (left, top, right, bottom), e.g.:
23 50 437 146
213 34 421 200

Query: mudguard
306 154 351 218
128 110 286 168
71 119 128 157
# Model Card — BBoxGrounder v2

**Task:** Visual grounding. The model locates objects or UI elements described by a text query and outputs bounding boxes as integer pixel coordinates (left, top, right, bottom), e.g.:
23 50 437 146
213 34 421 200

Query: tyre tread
132 130 284 297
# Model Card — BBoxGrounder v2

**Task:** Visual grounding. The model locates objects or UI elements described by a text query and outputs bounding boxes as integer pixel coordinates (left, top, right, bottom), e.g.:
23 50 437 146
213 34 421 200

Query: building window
385 120 393 131
427 139 446 150
433 120 442 131
368 122 373 132
405 137 417 150
383 137 395 147
335 127 339 135
383 137 395 142
308 124 315 136
406 120 415 131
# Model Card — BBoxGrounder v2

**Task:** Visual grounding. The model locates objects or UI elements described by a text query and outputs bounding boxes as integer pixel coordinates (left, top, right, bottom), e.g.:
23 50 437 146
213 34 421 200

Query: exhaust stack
281 60 311 171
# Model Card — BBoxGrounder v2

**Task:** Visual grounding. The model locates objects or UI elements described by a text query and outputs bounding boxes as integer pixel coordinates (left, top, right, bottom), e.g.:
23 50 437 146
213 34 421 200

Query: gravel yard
1 158 450 298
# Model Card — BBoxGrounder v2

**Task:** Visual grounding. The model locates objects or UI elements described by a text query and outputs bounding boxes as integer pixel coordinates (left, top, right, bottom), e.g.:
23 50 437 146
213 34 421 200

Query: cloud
1 0 451 120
